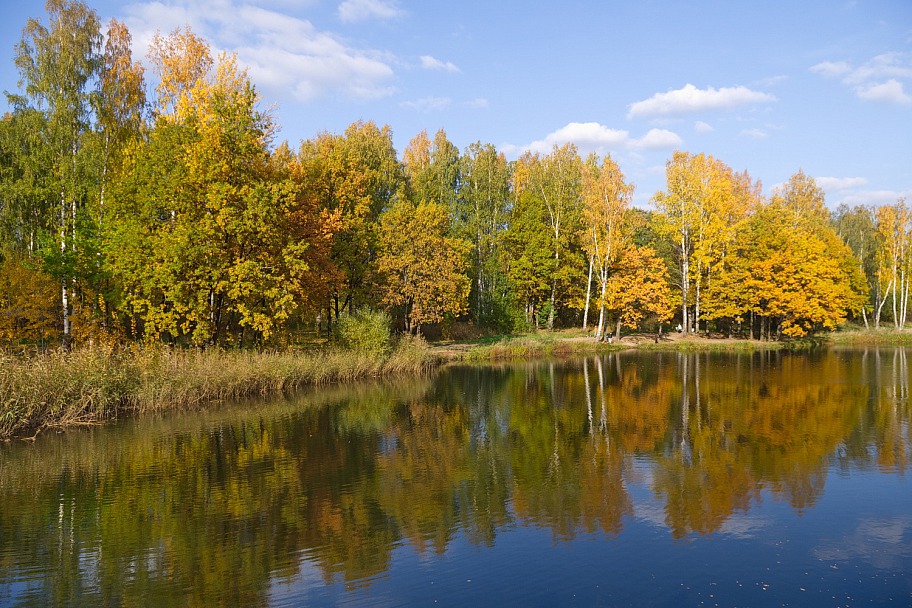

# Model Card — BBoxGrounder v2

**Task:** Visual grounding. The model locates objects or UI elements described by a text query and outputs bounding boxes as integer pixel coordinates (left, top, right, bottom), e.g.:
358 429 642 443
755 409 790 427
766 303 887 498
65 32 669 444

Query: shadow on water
0 348 910 606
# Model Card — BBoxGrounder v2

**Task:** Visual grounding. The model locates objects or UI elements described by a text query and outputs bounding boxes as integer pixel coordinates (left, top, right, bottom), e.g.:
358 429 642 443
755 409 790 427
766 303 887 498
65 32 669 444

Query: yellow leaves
604 246 673 330
580 153 632 266
148 26 212 118
377 200 470 332
0 253 59 348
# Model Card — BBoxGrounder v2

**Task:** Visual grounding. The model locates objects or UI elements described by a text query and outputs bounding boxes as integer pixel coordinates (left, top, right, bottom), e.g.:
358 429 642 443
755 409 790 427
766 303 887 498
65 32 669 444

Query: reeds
0 337 438 440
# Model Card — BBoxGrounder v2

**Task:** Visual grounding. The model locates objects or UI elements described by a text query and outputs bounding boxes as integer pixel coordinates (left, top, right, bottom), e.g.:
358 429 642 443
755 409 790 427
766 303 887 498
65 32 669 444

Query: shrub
332 308 392 356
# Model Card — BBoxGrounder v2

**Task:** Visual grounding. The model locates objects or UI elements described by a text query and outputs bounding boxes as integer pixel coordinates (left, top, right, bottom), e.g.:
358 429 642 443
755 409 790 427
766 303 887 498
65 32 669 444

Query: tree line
0 0 905 348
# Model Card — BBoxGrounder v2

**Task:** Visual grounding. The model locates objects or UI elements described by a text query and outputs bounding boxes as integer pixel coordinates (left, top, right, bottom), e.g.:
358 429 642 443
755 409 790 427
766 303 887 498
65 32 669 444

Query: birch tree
579 153 633 340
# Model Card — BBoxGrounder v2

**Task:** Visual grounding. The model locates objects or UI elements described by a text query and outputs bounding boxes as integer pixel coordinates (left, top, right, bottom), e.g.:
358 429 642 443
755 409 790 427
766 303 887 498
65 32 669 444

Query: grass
828 327 912 345
460 331 620 361
0 336 439 440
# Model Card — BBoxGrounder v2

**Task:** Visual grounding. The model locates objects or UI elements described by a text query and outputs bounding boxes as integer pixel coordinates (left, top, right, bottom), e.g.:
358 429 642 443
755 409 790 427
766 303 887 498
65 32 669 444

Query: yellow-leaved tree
603 246 673 340
377 200 470 334
579 153 633 340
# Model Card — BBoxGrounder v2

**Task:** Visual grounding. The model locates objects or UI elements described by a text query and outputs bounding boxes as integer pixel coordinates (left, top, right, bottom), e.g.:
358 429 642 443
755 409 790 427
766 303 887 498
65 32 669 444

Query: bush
332 308 392 356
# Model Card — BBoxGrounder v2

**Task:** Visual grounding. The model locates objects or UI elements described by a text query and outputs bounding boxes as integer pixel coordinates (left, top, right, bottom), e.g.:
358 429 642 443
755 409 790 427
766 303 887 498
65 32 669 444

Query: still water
1 348 910 607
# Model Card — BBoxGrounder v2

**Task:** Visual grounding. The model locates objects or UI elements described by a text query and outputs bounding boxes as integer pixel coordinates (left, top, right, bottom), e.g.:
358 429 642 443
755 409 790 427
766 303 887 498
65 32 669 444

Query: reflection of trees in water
0 349 909 600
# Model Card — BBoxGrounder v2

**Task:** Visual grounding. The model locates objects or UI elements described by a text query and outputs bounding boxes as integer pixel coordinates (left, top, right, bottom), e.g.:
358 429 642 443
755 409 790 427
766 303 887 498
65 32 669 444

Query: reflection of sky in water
815 518 912 570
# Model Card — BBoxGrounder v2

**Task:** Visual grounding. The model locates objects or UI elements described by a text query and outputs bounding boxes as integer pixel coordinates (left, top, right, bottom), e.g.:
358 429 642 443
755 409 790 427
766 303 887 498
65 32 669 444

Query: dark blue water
1 349 910 606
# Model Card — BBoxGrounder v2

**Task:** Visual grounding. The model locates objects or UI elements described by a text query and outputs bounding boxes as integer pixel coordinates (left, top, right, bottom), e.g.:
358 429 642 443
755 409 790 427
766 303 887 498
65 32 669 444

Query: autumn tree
377 200 470 334
107 30 331 345
512 144 584 329
603 246 674 340
711 197 866 338
402 128 461 211
579 153 633 340
298 121 404 323
875 199 911 329
653 152 755 335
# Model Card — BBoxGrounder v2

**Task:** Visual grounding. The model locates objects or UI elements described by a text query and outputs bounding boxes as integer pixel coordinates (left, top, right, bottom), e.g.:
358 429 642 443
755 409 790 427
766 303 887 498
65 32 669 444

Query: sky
1 0 910 207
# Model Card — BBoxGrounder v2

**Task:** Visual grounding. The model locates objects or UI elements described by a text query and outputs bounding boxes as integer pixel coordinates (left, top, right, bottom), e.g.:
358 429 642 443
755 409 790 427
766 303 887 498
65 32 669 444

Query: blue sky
2 0 910 207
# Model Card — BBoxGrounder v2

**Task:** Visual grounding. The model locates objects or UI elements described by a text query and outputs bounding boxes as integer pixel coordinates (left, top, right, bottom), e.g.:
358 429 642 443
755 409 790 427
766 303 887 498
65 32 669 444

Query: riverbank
0 336 438 440
4 326 911 440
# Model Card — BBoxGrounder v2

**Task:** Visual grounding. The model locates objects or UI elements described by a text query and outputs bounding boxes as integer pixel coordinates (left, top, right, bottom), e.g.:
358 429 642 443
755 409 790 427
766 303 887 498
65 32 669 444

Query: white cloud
627 83 776 119
631 128 683 149
121 1 397 102
857 79 912 105
811 52 912 105
419 55 460 73
400 96 451 112
836 189 911 207
694 120 714 134
337 0 403 22
464 97 489 109
525 122 630 154
815 176 869 191
740 128 768 139
517 122 681 155
810 61 852 78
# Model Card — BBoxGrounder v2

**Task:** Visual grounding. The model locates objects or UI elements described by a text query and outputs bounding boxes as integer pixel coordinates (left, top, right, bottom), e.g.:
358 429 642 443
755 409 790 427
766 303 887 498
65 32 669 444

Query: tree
96 19 147 221
714 199 865 338
513 144 584 329
11 0 102 346
456 142 513 329
833 203 881 328
603 246 673 340
402 128 461 212
377 200 470 334
653 152 755 335
298 121 404 322
579 153 633 340
107 31 330 345
875 199 911 329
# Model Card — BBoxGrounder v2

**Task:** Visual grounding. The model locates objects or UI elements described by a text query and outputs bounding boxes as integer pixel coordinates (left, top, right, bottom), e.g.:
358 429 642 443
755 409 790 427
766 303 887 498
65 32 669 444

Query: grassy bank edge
0 336 439 440
5 326 910 441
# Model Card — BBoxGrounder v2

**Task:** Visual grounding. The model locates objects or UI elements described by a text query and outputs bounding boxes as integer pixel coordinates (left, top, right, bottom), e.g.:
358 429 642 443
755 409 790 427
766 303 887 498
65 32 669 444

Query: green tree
512 144 584 329
455 142 513 329
11 0 103 346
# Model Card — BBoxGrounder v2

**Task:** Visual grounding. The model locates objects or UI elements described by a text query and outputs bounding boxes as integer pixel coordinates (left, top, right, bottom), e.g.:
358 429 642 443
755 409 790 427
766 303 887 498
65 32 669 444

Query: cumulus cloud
811 52 912 105
121 1 397 102
631 128 684 149
337 0 403 22
518 122 681 155
694 120 714 134
627 83 776 119
420 55 460 73
857 79 912 105
400 96 451 111
815 176 869 191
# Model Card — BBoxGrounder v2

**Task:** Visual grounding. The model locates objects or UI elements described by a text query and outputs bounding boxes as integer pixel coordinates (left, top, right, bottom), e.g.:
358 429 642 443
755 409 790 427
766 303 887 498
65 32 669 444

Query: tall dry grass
0 337 439 440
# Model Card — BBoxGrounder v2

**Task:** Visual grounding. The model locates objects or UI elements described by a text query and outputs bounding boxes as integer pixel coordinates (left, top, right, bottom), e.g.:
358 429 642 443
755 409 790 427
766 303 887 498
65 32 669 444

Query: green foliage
332 308 392 356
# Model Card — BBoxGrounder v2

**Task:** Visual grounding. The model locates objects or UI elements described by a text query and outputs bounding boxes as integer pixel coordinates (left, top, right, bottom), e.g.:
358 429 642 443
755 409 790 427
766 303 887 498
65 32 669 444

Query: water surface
1 348 910 606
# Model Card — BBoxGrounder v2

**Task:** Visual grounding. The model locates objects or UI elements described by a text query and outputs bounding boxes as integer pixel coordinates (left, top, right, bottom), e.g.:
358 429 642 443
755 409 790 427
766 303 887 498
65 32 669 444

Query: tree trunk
582 254 593 330
680 236 689 334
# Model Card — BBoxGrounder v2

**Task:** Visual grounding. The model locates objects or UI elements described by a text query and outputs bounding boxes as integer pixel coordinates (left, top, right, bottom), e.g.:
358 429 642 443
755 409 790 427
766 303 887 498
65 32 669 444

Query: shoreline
3 327 912 441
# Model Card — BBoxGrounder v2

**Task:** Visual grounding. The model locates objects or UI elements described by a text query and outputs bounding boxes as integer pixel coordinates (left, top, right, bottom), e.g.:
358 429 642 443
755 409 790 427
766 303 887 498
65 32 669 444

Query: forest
0 0 907 351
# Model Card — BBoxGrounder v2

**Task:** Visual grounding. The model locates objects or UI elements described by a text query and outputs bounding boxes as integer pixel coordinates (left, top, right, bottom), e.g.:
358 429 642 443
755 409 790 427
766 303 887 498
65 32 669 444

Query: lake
1 348 910 607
